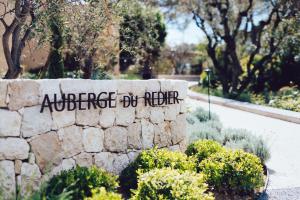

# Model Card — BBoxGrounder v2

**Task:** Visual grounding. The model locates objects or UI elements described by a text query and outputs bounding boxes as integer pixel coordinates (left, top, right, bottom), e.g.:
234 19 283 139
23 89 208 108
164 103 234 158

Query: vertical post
205 68 211 120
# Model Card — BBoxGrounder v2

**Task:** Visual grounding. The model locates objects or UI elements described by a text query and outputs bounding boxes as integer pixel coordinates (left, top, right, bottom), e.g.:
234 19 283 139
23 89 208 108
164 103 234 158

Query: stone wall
0 79 188 199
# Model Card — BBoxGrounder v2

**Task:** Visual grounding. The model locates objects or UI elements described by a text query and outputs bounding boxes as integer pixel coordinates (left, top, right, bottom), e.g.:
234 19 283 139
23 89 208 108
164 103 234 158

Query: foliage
84 188 122 200
192 85 300 112
187 108 270 162
131 168 214 200
186 140 224 169
118 0 167 78
222 128 271 162
45 166 119 200
193 107 219 122
47 1 65 79
25 182 73 200
200 150 265 194
120 148 196 193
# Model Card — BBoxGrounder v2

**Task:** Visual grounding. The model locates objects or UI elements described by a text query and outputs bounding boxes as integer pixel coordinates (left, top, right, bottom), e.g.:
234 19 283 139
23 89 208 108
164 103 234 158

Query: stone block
58 125 83 158
74 152 93 167
150 107 164 124
0 80 9 107
154 122 172 148
115 103 135 126
170 114 187 145
104 126 127 153
21 106 52 138
113 154 129 174
0 160 16 200
0 138 29 160
83 127 104 153
0 109 21 137
52 110 75 129
99 108 115 128
7 80 40 110
94 152 115 173
164 104 180 121
141 119 154 149
38 79 61 104
128 122 142 149
76 107 100 126
29 131 63 173
20 163 41 198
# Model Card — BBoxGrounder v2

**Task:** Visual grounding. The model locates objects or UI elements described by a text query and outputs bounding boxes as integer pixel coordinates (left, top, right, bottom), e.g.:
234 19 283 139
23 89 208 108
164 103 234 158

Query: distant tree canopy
119 0 167 79
148 0 299 95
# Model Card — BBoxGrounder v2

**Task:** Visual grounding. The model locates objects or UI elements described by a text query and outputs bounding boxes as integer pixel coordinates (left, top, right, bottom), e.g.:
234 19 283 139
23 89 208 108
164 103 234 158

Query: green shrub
186 140 224 171
46 166 119 200
200 150 264 194
131 168 214 200
193 108 219 122
222 128 271 162
85 188 122 200
188 121 223 144
120 148 196 193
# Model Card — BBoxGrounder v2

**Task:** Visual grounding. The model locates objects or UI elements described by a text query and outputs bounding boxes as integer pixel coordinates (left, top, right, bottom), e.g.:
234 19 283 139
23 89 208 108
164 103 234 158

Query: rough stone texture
60 79 93 99
0 79 188 198
170 114 186 145
0 138 29 160
15 160 22 175
7 80 40 110
20 163 41 198
164 104 180 121
104 126 127 152
113 154 129 174
128 122 142 149
115 104 135 126
38 79 61 104
99 108 115 128
0 81 9 107
136 99 150 119
29 132 63 173
76 107 100 126
154 122 172 148
0 109 22 137
95 152 115 173
141 119 154 149
21 106 52 138
61 158 76 171
83 127 104 153
28 153 36 164
52 110 75 129
127 151 140 162
74 152 93 167
58 125 83 158
0 160 16 200
150 107 165 124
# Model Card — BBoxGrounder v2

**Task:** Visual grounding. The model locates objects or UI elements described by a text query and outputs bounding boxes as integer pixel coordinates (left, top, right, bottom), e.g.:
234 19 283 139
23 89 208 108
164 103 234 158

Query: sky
166 20 206 47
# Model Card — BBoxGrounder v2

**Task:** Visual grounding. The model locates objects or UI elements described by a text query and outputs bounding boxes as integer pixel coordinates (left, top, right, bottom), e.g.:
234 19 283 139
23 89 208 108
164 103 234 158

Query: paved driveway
186 98 300 195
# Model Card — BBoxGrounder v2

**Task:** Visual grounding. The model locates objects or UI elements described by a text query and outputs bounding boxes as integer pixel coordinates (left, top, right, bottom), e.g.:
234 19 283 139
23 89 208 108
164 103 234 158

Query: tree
119 0 167 79
148 0 298 95
46 0 64 79
0 0 38 78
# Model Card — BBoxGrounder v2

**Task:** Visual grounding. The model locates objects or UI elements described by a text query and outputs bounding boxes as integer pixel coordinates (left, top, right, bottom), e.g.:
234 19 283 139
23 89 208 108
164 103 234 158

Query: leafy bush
186 140 224 168
200 150 264 194
85 188 122 200
131 168 214 200
188 122 223 144
193 107 219 122
120 148 196 193
222 128 271 162
187 108 271 162
46 166 119 200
